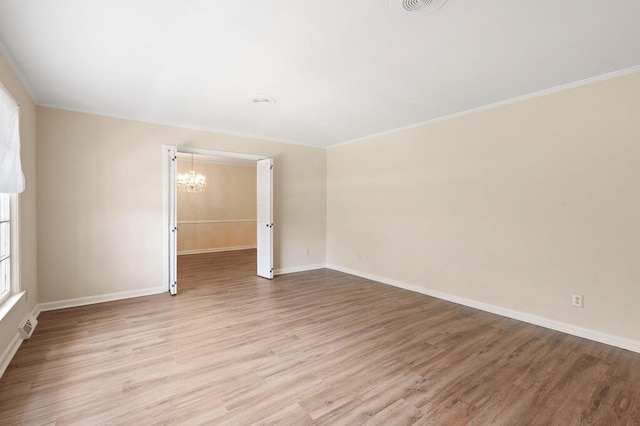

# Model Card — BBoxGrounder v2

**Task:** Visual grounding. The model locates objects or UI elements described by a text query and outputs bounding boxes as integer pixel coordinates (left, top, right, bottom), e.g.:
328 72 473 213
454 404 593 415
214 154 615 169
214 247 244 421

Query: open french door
168 147 178 295
165 147 273 295
257 158 273 279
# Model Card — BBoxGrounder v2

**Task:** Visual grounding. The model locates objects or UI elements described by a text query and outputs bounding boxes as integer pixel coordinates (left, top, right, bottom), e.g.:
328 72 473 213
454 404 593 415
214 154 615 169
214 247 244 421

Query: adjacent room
176 154 257 258
175 152 260 293
0 0 639 423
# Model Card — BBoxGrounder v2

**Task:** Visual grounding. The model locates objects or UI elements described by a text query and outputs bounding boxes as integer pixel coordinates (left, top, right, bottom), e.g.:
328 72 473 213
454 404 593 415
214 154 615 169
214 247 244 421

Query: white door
257 158 273 279
168 147 178 295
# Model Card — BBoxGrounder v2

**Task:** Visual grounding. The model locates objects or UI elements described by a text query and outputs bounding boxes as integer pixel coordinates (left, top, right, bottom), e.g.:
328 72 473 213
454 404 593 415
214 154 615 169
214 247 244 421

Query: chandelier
177 154 207 192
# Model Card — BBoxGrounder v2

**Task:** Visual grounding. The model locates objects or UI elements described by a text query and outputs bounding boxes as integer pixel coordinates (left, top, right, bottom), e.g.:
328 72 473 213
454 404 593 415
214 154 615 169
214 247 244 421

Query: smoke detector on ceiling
247 95 276 105
390 0 447 15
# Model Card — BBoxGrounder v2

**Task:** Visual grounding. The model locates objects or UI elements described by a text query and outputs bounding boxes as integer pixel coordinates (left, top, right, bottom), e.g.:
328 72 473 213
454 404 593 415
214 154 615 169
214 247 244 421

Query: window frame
0 80 23 311
0 193 19 305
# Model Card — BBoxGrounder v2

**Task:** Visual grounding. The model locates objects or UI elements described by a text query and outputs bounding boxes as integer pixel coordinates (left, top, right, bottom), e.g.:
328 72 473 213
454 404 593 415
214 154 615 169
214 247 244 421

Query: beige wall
5 46 638 354
37 108 326 303
177 161 257 253
0 54 38 352
327 72 640 342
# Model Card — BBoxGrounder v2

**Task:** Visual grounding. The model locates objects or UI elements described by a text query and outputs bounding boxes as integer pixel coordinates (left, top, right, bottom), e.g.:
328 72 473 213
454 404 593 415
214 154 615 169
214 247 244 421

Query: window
0 193 10 301
0 81 23 305
0 82 24 194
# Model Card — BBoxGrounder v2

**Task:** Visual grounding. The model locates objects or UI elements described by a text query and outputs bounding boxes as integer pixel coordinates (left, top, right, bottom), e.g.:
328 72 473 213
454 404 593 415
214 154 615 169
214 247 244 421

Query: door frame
162 144 271 294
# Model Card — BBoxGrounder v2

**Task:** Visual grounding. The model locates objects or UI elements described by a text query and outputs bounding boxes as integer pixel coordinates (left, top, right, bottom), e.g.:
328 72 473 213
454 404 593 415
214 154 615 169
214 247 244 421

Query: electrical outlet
305 248 310 256
572 294 583 308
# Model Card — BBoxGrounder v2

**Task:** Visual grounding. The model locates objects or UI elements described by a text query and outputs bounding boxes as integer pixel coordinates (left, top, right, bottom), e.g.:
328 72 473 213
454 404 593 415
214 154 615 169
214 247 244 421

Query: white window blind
0 83 24 194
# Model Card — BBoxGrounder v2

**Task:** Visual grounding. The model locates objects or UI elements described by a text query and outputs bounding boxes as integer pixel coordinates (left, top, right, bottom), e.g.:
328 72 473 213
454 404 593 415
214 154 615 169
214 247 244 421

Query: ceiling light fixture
390 0 447 14
177 154 207 193
247 95 276 105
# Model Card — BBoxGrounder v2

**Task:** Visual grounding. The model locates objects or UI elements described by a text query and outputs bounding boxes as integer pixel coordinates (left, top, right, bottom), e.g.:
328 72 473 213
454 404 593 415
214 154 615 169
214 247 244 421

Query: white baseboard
0 332 22 379
178 245 257 255
1 289 162 379
0 303 43 379
275 264 326 275
37 286 166 313
31 302 42 319
327 264 640 354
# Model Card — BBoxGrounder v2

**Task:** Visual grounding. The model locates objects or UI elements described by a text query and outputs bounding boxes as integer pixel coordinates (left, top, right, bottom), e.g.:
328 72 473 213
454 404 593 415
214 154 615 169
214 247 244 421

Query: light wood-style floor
1 249 639 425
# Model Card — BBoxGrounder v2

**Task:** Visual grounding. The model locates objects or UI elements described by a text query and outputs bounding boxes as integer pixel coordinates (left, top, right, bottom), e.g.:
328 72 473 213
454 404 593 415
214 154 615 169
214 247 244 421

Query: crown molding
330 65 640 149
0 40 39 104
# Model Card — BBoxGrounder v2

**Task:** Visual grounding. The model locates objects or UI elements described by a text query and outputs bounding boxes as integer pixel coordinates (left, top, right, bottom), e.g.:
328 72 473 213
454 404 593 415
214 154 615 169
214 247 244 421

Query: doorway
163 145 273 295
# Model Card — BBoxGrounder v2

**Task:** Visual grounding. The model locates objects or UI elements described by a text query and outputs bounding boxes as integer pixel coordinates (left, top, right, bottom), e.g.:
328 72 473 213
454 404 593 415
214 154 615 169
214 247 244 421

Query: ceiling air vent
390 0 447 14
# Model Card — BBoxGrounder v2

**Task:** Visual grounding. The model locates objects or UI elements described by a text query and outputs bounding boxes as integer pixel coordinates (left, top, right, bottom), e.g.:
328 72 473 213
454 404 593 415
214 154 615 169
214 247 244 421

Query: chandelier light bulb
177 154 207 192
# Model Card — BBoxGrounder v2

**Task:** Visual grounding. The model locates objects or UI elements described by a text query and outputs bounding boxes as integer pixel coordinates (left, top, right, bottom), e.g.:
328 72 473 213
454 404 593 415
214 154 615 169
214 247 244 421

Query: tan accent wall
177 161 256 253
0 53 38 353
327 72 640 342
37 108 326 302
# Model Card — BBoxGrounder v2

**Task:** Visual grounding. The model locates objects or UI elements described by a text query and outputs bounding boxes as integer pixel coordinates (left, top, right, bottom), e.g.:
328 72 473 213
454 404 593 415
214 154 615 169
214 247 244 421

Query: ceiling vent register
391 0 447 14
19 315 38 339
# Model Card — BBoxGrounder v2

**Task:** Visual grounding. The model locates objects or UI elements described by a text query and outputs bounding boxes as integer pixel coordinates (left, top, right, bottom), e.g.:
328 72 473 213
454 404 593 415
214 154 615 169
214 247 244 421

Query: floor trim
37 287 166 313
0 303 40 379
327 264 640 354
275 264 326 276
0 332 22 379
178 245 257 256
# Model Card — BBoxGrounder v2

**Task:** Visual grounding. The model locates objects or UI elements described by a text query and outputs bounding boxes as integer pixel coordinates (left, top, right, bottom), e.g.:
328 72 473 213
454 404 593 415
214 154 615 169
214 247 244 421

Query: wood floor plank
1 249 639 424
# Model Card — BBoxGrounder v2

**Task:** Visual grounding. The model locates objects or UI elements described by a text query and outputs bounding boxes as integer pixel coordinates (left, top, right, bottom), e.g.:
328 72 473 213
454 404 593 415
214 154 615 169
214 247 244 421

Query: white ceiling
1 0 639 148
